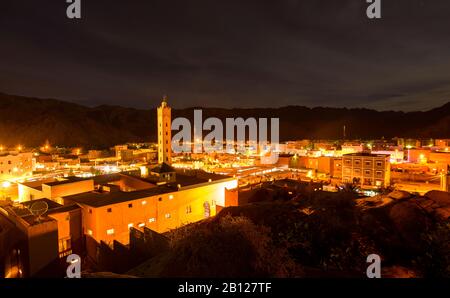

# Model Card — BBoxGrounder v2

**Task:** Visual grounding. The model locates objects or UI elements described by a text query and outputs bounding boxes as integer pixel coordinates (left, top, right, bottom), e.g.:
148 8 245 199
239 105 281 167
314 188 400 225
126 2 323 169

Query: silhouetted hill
0 92 449 148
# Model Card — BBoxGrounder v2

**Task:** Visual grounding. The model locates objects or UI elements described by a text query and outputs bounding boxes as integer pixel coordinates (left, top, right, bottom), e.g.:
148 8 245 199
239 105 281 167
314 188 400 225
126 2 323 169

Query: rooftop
20 176 90 190
63 186 175 207
343 152 390 158
63 170 233 207
150 162 176 174
44 176 88 186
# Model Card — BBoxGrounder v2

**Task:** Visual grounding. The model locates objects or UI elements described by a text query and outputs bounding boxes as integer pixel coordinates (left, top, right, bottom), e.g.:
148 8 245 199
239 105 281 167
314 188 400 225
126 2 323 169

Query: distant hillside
0 92 449 148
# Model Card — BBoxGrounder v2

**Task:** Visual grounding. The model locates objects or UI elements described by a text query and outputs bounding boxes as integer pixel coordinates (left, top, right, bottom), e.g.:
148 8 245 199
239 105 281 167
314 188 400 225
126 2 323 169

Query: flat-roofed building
341 143 363 155
406 148 430 163
342 153 390 188
0 204 59 277
435 139 450 149
430 151 450 167
63 171 238 245
0 152 34 179
18 177 95 203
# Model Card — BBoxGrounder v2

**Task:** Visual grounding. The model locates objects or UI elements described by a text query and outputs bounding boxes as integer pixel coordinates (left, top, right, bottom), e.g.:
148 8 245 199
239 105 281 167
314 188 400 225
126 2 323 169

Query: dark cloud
1 0 449 111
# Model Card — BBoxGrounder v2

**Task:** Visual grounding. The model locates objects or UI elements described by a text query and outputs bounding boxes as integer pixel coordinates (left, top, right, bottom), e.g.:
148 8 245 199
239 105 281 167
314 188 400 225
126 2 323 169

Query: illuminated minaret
157 96 172 164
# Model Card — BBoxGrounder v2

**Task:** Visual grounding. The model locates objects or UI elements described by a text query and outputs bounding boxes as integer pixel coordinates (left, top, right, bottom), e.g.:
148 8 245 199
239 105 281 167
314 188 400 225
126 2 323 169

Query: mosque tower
157 96 172 164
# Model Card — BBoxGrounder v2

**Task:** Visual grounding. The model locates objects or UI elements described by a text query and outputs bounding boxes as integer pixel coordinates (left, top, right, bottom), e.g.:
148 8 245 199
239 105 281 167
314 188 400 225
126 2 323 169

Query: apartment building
342 153 390 188
0 152 34 179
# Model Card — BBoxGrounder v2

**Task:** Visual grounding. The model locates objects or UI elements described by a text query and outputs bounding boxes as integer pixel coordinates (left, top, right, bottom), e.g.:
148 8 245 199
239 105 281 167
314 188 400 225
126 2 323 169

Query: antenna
29 201 48 223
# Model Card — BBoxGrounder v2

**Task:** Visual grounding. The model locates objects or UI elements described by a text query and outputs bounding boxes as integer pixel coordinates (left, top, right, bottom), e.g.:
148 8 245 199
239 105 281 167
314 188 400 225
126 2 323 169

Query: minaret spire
157 96 172 164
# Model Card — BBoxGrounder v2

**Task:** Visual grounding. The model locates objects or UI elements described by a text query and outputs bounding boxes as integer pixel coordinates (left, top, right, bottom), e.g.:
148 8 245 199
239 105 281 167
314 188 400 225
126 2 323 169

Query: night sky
1 0 450 111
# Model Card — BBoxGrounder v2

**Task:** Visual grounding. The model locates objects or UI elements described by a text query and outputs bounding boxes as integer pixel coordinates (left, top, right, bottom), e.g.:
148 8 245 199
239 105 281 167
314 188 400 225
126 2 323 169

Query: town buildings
0 97 239 277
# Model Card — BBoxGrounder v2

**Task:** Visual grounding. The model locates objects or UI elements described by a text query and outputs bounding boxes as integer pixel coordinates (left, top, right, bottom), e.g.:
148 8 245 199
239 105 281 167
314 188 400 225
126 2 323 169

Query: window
365 170 371 175
165 213 171 219
364 178 372 185
365 161 372 166
89 209 92 214
107 208 112 213
186 205 192 214
128 203 133 208
149 218 156 223
8 161 11 165
59 238 72 253
106 229 115 235
376 161 383 167
376 171 383 177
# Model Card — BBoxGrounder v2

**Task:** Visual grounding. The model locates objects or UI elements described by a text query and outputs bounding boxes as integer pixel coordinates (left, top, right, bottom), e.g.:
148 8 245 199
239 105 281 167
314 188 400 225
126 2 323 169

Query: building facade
63 173 238 245
342 153 390 188
0 152 34 179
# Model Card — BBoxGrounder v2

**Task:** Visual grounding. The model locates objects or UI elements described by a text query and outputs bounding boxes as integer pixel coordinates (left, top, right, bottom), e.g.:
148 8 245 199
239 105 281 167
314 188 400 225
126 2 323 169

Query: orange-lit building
18 177 94 203
0 152 34 179
342 153 391 188
0 203 59 277
63 171 238 245
406 148 430 163
289 155 342 178
429 151 450 167
435 139 450 149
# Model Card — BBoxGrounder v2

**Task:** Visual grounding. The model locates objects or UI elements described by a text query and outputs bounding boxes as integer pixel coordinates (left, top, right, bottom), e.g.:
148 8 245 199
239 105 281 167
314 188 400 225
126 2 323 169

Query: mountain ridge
0 92 449 148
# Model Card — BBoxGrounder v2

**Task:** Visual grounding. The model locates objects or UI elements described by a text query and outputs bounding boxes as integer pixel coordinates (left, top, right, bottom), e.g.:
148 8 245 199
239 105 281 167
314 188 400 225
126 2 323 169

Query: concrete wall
24 219 59 276
43 180 95 199
18 184 46 202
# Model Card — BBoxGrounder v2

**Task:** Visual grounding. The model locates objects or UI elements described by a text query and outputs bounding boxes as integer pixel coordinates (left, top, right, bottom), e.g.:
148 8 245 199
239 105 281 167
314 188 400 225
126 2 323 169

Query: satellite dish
29 201 48 222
